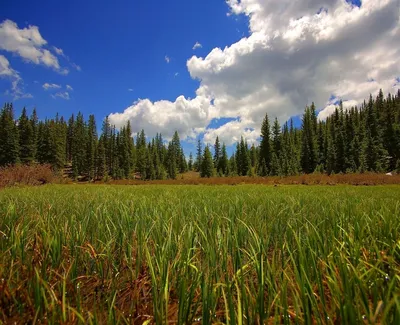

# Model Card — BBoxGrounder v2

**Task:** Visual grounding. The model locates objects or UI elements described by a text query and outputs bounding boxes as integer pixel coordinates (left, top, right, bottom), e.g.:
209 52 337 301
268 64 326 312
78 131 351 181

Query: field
0 185 400 324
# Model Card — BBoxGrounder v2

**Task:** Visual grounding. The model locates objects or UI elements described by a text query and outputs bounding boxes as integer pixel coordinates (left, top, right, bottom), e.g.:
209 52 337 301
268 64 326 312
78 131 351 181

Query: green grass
0 184 400 324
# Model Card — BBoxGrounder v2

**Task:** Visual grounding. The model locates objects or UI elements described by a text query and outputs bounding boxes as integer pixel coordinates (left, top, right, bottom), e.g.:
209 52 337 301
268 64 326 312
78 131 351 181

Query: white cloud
203 119 259 146
165 55 170 63
174 72 179 77
109 90 213 140
0 54 16 77
66 84 73 91
192 42 202 50
0 54 32 99
0 19 76 74
43 83 61 90
52 91 70 100
110 0 400 145
128 88 133 92
53 46 81 71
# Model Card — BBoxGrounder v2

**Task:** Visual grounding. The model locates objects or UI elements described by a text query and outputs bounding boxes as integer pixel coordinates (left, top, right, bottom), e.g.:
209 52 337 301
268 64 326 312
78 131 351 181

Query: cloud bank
110 0 400 144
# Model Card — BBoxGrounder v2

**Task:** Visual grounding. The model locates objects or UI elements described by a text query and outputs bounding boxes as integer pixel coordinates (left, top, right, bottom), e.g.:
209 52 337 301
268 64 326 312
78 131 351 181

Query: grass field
0 185 400 324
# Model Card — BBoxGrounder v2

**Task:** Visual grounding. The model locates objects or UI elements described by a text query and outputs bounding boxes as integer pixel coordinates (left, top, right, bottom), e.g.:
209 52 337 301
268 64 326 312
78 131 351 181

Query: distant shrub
0 164 54 188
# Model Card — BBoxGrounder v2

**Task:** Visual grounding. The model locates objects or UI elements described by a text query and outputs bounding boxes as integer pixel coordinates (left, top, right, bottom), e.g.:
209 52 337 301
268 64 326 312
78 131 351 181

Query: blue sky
0 0 247 119
1 0 399 156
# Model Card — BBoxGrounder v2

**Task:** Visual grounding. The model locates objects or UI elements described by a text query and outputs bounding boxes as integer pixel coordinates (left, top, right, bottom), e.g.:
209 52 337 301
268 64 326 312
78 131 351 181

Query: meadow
0 184 399 324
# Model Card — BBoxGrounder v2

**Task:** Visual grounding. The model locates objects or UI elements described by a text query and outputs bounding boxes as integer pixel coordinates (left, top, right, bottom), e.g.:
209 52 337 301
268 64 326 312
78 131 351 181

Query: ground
0 184 399 324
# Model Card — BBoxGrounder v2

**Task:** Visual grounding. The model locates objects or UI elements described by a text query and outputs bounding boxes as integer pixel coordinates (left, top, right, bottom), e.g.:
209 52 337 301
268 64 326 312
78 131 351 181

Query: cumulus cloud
192 42 202 50
52 91 70 100
110 0 400 145
165 55 170 63
0 54 32 99
109 89 213 140
128 88 133 92
0 19 77 74
43 82 61 90
66 84 73 91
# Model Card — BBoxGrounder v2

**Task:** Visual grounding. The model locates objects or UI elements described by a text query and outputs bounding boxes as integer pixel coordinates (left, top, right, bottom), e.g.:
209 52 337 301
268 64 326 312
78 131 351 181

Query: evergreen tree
200 145 214 178
258 113 271 175
66 114 74 163
219 143 229 175
72 112 87 177
195 139 202 172
86 115 97 180
18 107 35 164
0 103 19 166
30 108 39 161
213 136 221 169
95 136 106 180
188 152 193 171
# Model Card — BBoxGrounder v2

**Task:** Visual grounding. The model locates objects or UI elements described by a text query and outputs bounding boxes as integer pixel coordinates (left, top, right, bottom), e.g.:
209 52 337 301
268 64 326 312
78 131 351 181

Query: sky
1 0 399 155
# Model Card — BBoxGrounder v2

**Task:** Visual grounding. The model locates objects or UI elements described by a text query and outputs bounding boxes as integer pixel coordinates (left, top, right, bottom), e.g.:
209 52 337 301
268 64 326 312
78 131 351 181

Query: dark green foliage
18 107 35 164
195 139 202 172
86 115 97 180
188 152 193 171
1 89 399 179
213 136 221 169
0 103 19 166
258 113 271 175
200 145 214 178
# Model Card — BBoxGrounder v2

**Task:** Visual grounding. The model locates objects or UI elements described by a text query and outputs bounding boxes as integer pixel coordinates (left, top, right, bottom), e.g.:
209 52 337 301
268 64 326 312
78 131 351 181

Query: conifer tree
219 143 229 175
72 112 87 177
30 108 39 161
86 115 97 180
188 152 193 171
200 145 214 178
95 136 106 180
195 139 202 172
258 113 271 175
213 136 221 169
18 107 35 164
0 103 19 166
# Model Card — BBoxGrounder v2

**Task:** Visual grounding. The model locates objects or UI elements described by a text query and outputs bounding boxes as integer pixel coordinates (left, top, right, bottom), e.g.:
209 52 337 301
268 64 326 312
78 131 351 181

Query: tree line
1 89 399 179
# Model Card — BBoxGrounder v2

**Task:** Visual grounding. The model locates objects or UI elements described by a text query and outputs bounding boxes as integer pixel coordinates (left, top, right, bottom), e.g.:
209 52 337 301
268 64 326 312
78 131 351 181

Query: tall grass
0 185 399 324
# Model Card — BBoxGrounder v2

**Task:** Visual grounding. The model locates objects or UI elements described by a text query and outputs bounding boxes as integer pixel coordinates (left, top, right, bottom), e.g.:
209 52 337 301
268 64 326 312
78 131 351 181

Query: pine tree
301 106 319 173
213 136 221 169
166 141 177 179
66 114 75 163
30 108 38 161
219 143 229 175
258 113 271 175
188 152 193 171
0 103 19 166
229 154 237 176
86 115 97 180
18 107 35 164
72 112 87 177
95 136 106 180
200 145 214 178
195 139 202 172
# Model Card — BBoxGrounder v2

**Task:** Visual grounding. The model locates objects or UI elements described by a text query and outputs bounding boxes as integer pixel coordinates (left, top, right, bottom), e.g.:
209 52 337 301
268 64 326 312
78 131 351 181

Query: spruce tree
18 107 35 164
213 136 221 169
188 152 193 171
200 145 214 178
219 143 229 175
86 115 97 180
0 103 19 166
258 113 271 175
96 136 106 180
195 139 202 172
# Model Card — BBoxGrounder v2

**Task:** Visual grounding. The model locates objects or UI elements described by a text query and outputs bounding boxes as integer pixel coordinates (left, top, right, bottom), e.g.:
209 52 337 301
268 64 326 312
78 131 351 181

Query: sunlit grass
0 185 399 324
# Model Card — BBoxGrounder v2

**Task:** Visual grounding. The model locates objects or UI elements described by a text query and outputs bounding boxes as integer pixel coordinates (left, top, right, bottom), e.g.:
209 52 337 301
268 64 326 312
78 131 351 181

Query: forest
0 89 399 180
